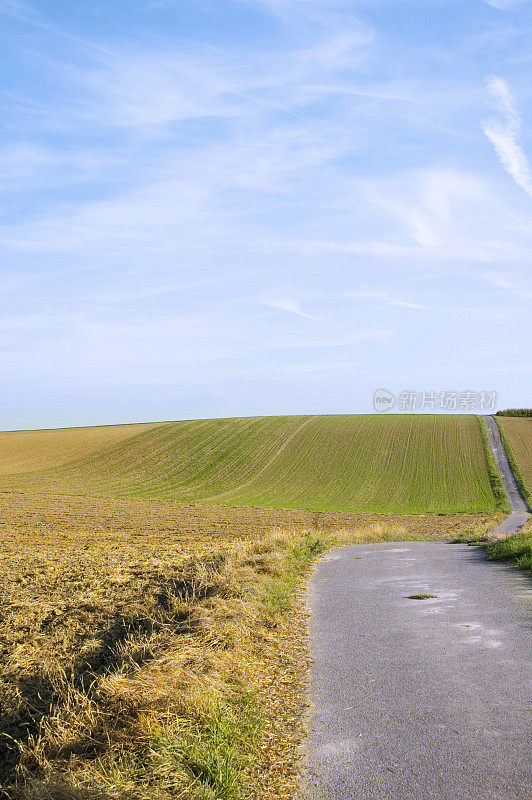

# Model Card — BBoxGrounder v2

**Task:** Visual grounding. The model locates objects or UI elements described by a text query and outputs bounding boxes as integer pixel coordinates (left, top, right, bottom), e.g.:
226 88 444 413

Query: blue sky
1 0 531 429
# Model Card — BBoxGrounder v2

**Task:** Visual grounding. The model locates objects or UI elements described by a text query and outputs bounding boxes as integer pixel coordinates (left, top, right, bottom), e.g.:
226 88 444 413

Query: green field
0 414 502 513
497 416 532 502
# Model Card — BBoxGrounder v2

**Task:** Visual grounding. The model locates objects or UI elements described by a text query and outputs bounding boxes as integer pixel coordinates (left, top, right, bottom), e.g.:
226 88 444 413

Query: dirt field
0 491 496 546
0 492 497 799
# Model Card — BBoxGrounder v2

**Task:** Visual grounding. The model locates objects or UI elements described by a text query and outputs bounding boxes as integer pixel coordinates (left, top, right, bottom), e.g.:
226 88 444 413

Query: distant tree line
495 409 532 417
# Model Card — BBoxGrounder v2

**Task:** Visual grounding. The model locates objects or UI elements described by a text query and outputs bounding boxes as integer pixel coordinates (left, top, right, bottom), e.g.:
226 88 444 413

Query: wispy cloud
482 269 520 289
347 288 431 310
355 169 488 252
482 75 532 198
263 299 315 318
482 0 531 8
2 0 532 426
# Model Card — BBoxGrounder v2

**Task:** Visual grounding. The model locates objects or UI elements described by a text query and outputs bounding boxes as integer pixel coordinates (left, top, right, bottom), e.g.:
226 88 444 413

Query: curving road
484 415 531 535
306 542 531 800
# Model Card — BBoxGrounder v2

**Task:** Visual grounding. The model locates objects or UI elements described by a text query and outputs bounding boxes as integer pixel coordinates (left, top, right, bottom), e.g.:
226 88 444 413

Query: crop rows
0 414 502 513
497 416 532 500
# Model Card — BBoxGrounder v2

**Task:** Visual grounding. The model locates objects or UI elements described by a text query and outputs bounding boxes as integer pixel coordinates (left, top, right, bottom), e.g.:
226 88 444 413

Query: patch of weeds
259 534 330 616
449 529 490 545
485 532 532 571
76 694 261 800
363 527 448 543
407 594 437 600
151 695 260 800
290 533 329 565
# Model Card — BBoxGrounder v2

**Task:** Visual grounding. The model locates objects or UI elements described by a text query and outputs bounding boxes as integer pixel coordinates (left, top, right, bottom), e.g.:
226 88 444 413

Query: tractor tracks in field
203 415 318 503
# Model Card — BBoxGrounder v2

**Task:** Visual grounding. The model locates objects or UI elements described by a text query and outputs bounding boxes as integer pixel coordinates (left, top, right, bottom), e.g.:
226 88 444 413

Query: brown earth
0 491 496 546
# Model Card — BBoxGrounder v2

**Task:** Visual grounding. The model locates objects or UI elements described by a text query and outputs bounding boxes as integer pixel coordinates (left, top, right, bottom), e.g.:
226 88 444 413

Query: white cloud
357 169 487 251
482 270 521 289
47 25 370 134
263 299 314 318
483 0 531 8
347 288 431 310
482 75 532 198
237 0 356 21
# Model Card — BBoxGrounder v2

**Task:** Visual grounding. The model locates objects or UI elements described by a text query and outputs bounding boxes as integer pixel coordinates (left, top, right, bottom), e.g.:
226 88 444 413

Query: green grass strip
258 532 330 617
476 415 510 513
494 416 532 508
485 531 532 571
495 409 532 417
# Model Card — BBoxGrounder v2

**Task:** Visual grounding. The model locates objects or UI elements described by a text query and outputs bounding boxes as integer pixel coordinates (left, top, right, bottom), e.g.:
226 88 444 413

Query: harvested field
0 492 496 799
0 414 500 513
497 416 532 500
0 492 496 547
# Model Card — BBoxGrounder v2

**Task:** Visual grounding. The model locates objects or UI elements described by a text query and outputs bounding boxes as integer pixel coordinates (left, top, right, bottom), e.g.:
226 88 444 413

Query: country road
485 415 531 534
306 542 531 800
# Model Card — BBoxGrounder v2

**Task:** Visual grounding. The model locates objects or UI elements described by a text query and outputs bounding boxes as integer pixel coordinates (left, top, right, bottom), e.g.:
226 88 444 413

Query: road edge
483 415 531 536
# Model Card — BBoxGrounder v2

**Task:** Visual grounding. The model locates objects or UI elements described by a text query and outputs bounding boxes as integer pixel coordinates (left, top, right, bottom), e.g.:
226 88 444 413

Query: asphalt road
306 542 531 800
485 415 531 534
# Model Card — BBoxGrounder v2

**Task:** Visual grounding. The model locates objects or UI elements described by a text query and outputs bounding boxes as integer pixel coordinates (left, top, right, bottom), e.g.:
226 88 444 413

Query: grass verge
476 415 510 513
494 417 532 507
484 529 532 571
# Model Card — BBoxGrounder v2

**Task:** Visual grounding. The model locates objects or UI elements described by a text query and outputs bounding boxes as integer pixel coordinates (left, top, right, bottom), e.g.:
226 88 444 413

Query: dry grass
0 492 497 799
0 492 496 545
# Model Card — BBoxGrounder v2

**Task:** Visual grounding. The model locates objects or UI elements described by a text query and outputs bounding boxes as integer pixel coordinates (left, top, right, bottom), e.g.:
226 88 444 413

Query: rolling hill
0 414 503 513
0 422 162 475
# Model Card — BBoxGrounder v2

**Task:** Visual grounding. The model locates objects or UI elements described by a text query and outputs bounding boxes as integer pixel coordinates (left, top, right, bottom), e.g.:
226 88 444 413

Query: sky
1 0 532 430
